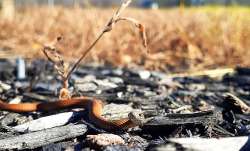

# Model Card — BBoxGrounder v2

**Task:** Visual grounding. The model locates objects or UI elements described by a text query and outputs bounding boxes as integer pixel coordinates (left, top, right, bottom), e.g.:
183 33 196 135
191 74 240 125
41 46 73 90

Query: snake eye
138 113 144 117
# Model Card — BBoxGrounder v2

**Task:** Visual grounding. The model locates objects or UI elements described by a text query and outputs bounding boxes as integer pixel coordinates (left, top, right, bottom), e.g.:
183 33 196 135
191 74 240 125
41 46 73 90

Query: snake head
128 111 145 126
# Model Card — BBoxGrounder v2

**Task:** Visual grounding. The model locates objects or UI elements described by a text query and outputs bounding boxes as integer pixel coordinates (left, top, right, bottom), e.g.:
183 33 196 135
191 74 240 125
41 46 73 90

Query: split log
0 124 87 150
144 110 218 127
142 110 220 135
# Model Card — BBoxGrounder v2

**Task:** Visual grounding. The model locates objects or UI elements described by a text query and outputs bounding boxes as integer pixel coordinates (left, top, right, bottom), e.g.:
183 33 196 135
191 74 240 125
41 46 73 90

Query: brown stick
65 0 147 80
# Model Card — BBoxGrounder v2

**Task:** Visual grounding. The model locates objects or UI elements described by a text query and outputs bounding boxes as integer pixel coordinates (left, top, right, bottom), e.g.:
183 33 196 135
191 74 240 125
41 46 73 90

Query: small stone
112 68 123 76
101 69 112 75
86 134 125 147
108 77 124 84
74 75 96 83
117 92 123 98
138 70 151 80
96 89 102 94
188 84 206 91
76 82 98 92
94 79 118 90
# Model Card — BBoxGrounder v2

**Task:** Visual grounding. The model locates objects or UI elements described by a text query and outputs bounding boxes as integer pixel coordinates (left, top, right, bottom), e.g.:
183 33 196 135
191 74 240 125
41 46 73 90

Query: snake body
0 97 140 131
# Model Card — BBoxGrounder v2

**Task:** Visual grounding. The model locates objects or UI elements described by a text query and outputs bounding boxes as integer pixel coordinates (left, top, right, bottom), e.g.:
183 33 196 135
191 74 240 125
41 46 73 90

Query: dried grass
0 6 249 72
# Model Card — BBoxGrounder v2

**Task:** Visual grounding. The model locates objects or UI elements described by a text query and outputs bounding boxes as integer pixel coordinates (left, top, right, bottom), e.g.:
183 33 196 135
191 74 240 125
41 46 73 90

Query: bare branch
66 0 148 81
103 0 132 32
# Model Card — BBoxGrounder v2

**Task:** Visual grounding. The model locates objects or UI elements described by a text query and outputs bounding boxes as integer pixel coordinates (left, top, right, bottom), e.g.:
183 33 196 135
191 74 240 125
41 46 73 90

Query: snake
0 96 144 131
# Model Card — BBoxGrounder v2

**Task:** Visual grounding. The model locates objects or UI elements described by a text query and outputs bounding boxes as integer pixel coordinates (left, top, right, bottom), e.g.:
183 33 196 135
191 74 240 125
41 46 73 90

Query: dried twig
41 0 147 95
66 0 147 80
116 17 147 49
42 36 69 89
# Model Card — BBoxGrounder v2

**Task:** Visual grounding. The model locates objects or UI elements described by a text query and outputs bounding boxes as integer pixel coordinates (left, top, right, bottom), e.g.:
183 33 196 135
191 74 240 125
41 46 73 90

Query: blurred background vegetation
0 0 249 72
1 0 250 7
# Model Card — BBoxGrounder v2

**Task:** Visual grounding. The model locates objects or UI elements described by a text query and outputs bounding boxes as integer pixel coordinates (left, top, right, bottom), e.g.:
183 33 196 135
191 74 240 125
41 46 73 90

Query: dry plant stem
66 0 147 80
66 31 104 80
66 0 132 80
41 0 147 91
116 17 147 49
42 37 70 90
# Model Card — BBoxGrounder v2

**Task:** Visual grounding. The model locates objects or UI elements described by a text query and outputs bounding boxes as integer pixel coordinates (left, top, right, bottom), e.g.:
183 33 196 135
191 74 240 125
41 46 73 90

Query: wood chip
224 93 250 114
86 133 125 147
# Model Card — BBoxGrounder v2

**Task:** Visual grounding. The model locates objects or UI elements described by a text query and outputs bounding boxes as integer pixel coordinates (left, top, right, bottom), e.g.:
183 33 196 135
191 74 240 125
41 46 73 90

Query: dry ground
0 6 249 72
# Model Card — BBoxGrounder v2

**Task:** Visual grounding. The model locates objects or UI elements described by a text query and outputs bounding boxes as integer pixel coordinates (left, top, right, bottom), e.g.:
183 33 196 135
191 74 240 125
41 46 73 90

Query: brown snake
0 96 144 131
